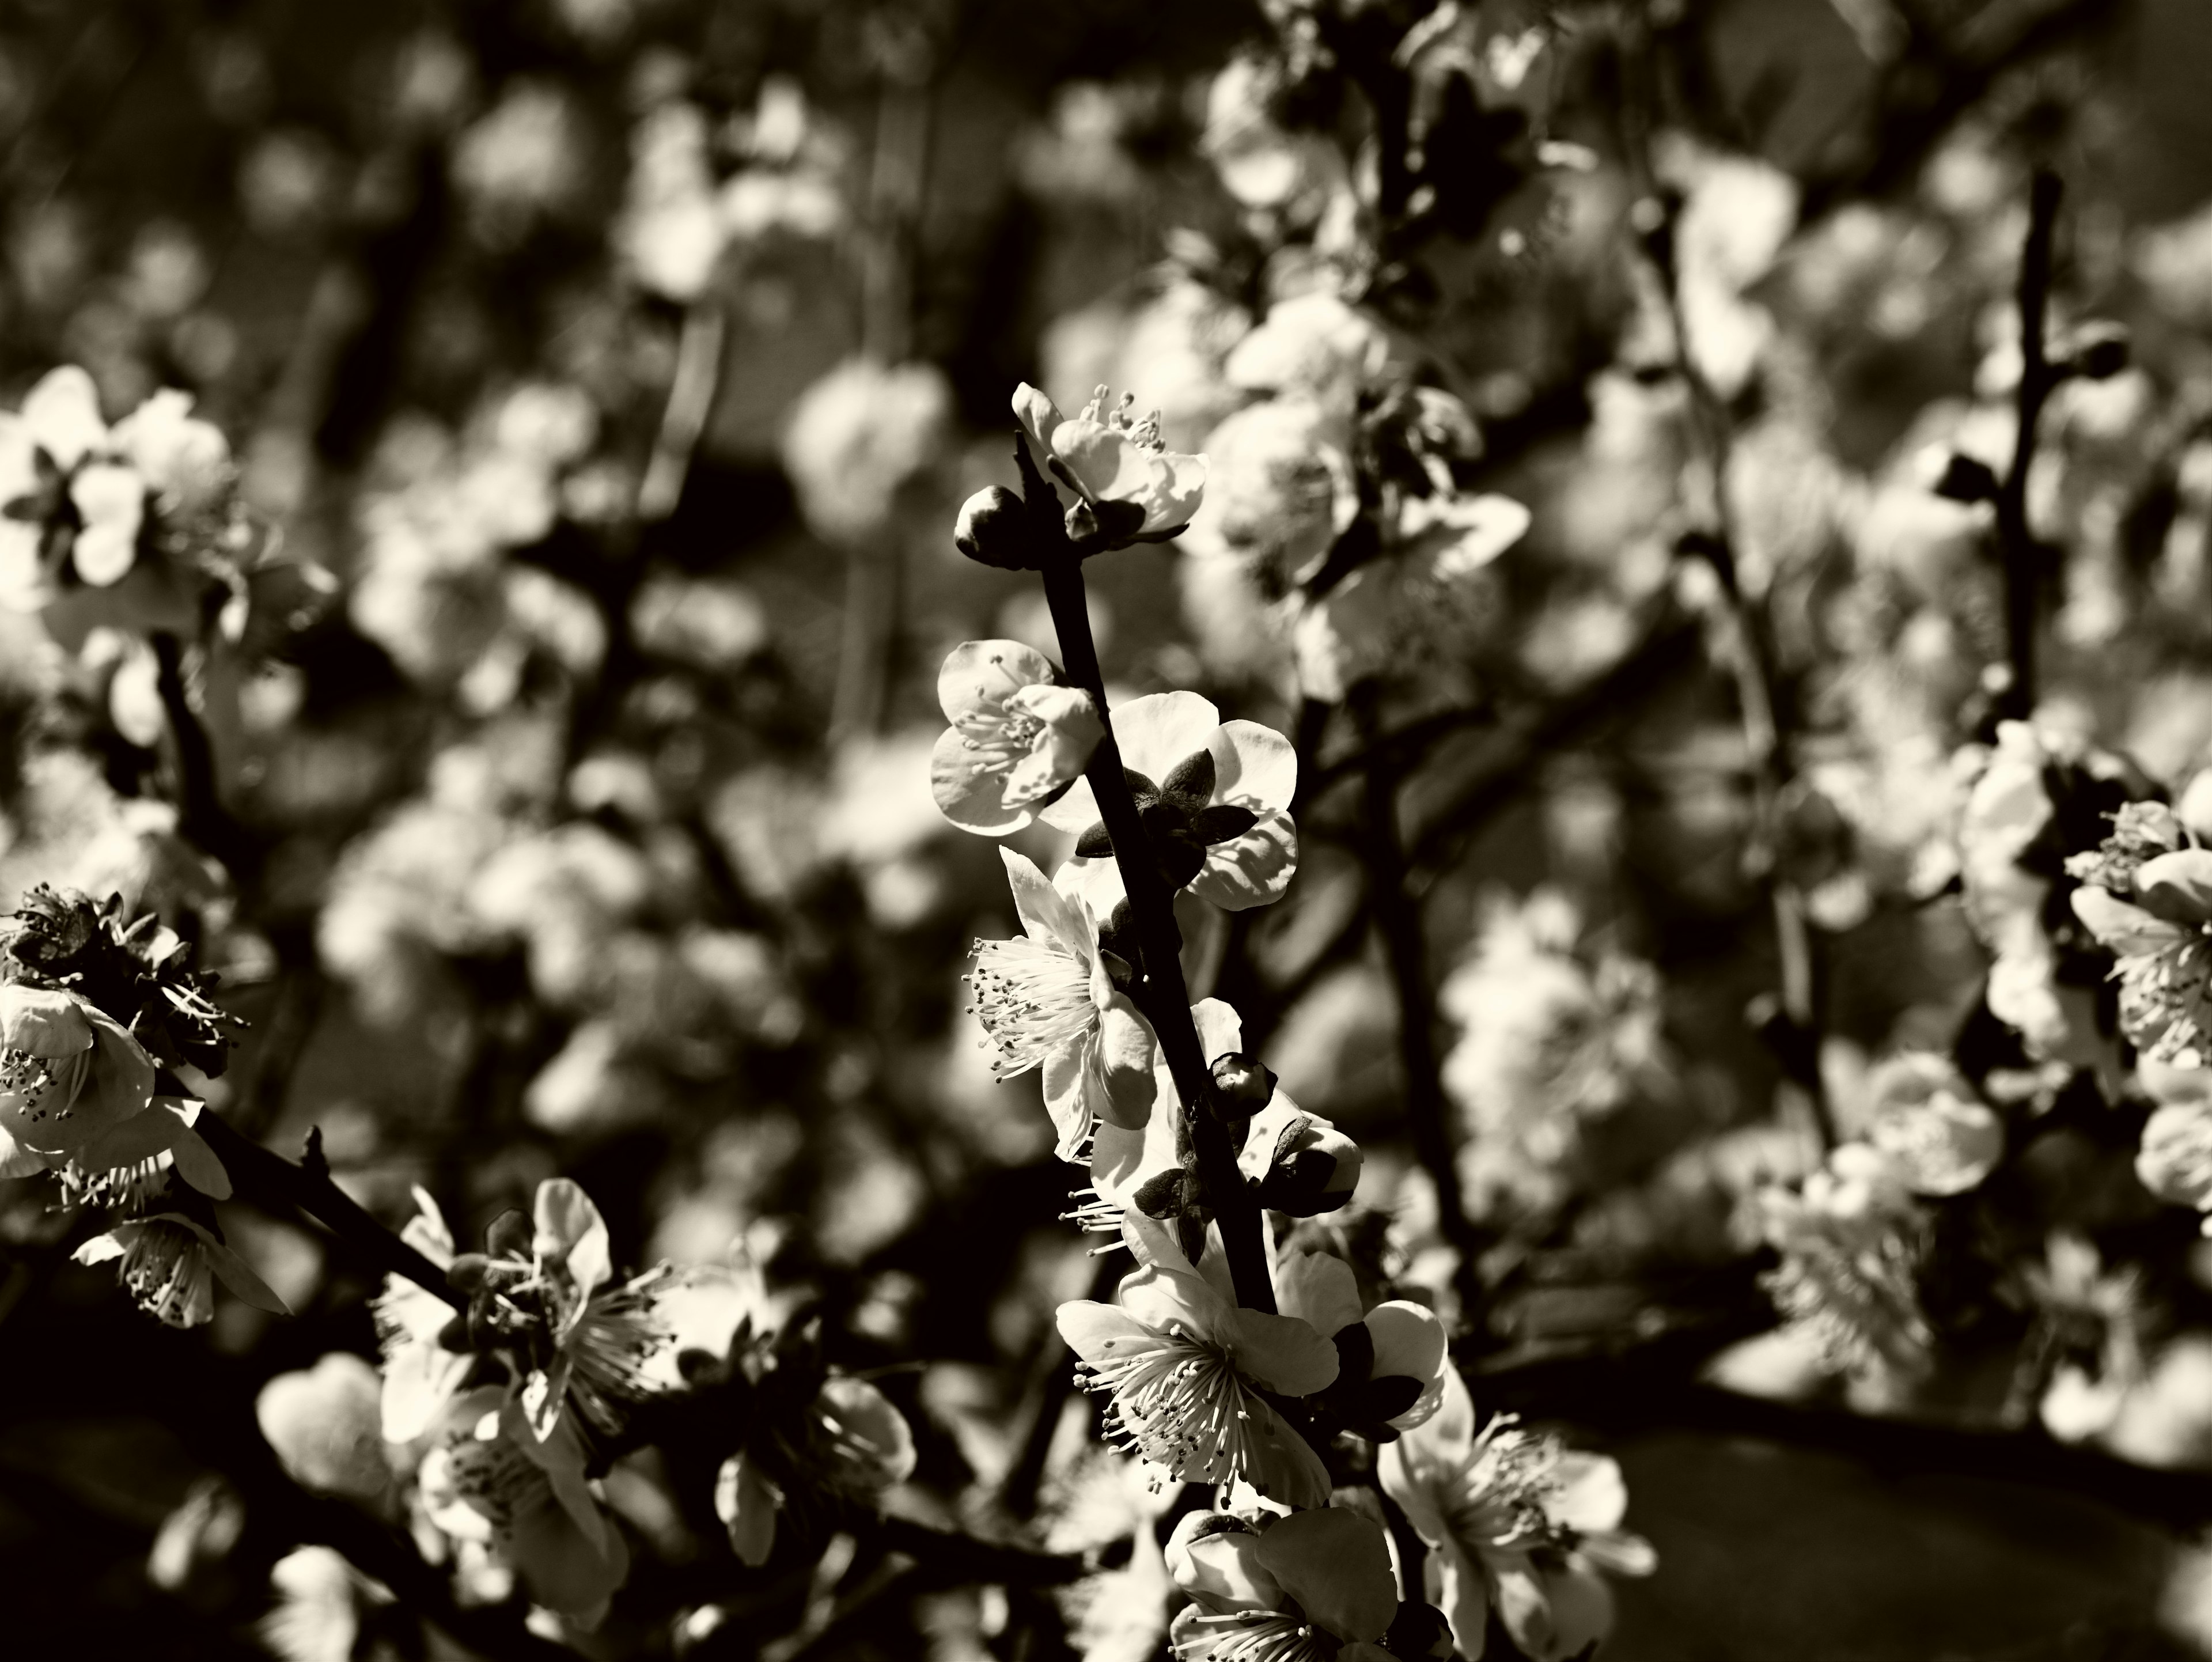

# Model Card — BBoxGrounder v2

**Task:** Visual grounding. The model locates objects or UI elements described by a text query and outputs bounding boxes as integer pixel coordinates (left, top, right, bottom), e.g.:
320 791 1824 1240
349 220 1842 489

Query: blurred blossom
1656 138 1799 397
257 1353 389 1499
1224 290 1403 418
782 358 954 544
1858 1053 2003 1196
1180 397 1353 588
1758 1142 1930 1374
1165 1504 1400 1660
630 570 767 671
238 130 342 239
262 1547 392 1662
2133 200 2212 332
821 729 945 872
618 103 726 302
1381 1366 1655 1662
453 82 589 234
1202 57 1343 216
1041 279 1249 456
1440 888 1675 1219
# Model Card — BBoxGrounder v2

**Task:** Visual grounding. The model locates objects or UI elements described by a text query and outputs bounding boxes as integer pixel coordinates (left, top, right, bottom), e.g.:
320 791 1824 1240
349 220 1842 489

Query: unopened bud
955 486 1034 570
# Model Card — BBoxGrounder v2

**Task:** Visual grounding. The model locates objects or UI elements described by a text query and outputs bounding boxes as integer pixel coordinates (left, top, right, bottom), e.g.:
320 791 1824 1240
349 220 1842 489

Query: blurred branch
196 1116 461 1307
1993 168 2065 722
639 301 727 524
151 633 252 873
1351 684 1484 1308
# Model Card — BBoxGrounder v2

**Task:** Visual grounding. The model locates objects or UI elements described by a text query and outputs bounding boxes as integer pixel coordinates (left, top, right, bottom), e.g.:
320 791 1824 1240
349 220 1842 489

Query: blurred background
12 0 2212 1656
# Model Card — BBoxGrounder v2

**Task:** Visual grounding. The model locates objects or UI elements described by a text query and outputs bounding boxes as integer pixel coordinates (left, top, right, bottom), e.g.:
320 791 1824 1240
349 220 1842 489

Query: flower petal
1547 1451 1628 1534
1055 1297 1156 1365
69 464 145 586
2135 848 2212 926
1272 1248 1363 1337
716 1451 781 1566
1365 1301 1450 1429
1225 1305 1338 1396
1096 997 1159 1130
157 1212 290 1315
1188 997 1244 1066
1001 845 1087 951
937 638 1056 723
1191 808 1298 911
1110 691 1222 782
23 366 107 469
1013 383 1062 452
1209 721 1297 813
1254 1508 1397 1644
70 1094 198 1171
2070 885 2183 955
931 724 1025 834
533 1178 612 1301
0 986 94 1057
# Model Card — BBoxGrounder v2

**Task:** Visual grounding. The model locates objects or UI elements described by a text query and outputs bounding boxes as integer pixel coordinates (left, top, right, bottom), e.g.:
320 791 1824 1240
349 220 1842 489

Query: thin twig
1350 686 1484 1309
196 1115 461 1306
150 633 251 872
1993 169 2065 722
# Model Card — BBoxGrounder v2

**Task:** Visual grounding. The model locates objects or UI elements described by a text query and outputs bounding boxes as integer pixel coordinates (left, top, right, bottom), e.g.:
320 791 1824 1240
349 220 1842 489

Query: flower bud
1244 1101 1364 1216
954 486 1035 570
1165 1510 1279 1609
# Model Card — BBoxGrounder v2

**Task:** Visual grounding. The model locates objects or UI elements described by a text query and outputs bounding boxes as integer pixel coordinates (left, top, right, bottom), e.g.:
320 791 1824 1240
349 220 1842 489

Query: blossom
1165 1505 1400 1661
262 1546 393 1662
930 641 1103 834
2073 846 2212 1066
1015 382 1206 550
967 847 1157 1160
1180 396 1356 586
257 1353 391 1500
2135 1096 2212 1221
1756 1143 1930 1372
1380 1366 1654 1661
418 1385 628 1618
73 1212 288 1329
374 1186 472 1441
1044 691 1297 911
1274 1240 1449 1439
1861 1053 2005 1196
715 1373 917 1565
0 983 157 1165
1224 290 1402 417
783 358 953 545
1056 1212 1338 1507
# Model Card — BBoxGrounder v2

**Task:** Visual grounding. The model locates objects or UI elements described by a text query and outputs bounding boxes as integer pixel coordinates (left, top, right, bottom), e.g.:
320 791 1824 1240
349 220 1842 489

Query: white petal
1191 808 1298 911
1109 690 1221 781
22 366 107 469
1209 720 1297 812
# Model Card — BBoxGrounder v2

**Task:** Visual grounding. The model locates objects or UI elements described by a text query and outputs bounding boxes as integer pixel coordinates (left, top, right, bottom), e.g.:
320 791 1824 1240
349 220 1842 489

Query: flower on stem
1273 1239 1448 1442
1045 691 1297 912
967 846 1157 1160
73 1210 288 1329
1380 1367 1654 1662
418 1385 628 1620
930 640 1103 834
1014 382 1206 553
715 1372 917 1566
2072 844 2212 1067
1056 1210 1337 1508
1164 1504 1401 1661
0 981 227 1197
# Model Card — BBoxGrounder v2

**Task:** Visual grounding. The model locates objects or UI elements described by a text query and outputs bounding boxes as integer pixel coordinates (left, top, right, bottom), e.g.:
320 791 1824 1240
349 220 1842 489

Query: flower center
1075 1321 1265 1488
967 936 1096 1080
120 1221 211 1327
1 1044 83 1124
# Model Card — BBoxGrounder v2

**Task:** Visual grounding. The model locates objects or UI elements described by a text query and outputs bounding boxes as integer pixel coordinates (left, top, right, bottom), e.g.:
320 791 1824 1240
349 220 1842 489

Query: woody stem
1038 557 1276 1315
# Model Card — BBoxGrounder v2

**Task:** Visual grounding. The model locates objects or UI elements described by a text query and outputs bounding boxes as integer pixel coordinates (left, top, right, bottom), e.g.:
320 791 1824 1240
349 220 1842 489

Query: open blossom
716 1373 917 1566
1165 1504 1400 1661
1861 1053 2005 1196
968 847 1157 1160
1047 691 1297 912
2073 846 2212 1067
1381 1366 1654 1661
1015 382 1206 550
0 983 225 1197
1181 395 1357 586
74 1211 287 1329
1057 1212 1337 1507
376 1178 759 1448
419 1384 628 1618
1758 1142 1931 1372
930 640 1103 835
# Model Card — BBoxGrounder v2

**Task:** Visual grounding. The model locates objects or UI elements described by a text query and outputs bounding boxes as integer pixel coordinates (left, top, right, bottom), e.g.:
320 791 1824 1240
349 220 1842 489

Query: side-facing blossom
1016 382 1206 550
1861 1053 2005 1196
1274 1239 1450 1439
1057 1212 1337 1507
1380 1366 1654 1661
1045 691 1297 911
74 1212 288 1329
930 640 1102 834
968 847 1157 1160
418 1385 628 1619
1165 1505 1400 1661
374 1187 472 1443
715 1373 917 1566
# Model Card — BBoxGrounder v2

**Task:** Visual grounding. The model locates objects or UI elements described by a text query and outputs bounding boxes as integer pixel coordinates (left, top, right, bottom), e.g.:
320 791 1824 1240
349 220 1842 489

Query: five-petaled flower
968 846 1157 1160
1046 691 1297 912
1860 1052 2005 1197
930 639 1103 835
1380 1365 1654 1661
1057 1211 1337 1507
1015 381 1206 552
1165 1504 1402 1661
